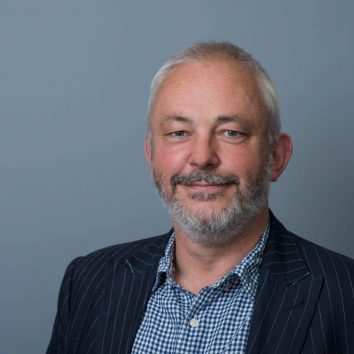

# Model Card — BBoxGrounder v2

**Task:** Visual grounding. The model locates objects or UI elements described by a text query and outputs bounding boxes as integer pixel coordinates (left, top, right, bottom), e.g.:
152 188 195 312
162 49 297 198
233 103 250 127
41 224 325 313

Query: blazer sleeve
46 258 81 354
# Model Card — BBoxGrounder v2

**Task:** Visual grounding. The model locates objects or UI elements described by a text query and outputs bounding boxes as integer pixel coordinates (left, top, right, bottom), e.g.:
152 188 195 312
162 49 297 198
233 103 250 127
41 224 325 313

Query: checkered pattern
132 226 269 354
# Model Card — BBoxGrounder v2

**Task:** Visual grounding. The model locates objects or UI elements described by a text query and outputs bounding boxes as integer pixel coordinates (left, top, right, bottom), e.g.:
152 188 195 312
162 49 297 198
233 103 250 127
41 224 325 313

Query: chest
132 279 255 353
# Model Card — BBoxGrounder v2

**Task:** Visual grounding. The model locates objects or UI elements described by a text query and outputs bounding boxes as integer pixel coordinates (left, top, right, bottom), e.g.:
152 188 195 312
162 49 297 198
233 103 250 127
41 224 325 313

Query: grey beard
153 162 271 247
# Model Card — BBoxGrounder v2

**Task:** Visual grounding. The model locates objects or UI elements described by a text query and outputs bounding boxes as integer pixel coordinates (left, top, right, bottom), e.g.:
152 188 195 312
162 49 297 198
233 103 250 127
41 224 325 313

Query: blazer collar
120 213 311 283
246 212 323 354
121 230 171 273
117 212 312 287
262 211 310 285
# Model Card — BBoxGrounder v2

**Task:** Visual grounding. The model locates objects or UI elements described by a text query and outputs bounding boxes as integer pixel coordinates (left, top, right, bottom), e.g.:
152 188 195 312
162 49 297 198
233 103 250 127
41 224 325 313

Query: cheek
153 146 188 177
222 147 266 179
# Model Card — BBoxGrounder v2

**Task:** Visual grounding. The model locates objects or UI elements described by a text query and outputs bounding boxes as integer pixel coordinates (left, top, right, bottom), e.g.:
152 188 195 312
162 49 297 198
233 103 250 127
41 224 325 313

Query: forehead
150 58 267 128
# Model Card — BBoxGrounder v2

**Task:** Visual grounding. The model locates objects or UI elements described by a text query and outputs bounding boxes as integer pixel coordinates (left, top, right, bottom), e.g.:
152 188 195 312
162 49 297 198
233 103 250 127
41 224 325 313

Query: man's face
146 59 272 245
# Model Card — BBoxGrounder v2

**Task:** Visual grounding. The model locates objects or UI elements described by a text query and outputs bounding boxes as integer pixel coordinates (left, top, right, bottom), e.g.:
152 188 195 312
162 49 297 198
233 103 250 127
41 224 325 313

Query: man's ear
270 133 293 182
144 135 153 170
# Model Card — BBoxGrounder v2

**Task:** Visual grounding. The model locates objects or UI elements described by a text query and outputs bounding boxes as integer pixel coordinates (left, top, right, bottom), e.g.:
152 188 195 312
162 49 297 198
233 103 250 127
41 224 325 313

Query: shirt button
189 318 199 328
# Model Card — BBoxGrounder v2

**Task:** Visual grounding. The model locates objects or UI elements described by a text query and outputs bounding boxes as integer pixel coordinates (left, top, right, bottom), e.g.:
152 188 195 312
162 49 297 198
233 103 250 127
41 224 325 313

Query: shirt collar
225 224 269 298
152 233 176 292
151 223 269 297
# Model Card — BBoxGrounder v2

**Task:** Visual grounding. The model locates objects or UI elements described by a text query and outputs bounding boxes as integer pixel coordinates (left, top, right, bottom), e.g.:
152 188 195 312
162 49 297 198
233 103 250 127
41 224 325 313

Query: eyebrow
159 115 193 129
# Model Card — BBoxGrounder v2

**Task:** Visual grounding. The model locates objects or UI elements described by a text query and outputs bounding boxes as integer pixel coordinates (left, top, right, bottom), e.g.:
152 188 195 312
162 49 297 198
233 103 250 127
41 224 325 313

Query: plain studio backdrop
1 1 353 353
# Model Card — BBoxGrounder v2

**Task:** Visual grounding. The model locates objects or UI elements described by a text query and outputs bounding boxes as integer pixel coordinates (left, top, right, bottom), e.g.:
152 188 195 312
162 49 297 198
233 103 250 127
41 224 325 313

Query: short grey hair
147 41 281 145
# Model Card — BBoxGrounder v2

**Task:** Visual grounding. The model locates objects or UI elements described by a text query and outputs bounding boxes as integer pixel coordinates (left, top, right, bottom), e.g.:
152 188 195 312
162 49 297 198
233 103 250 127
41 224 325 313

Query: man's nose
189 136 220 170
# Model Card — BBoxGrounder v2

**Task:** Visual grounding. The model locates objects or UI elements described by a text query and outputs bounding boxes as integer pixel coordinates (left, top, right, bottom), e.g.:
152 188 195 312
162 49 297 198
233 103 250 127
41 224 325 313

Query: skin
145 58 292 294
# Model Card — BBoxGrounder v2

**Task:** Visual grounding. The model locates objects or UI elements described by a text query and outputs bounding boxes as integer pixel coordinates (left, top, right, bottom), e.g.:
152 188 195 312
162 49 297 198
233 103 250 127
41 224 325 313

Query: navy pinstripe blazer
47 213 354 354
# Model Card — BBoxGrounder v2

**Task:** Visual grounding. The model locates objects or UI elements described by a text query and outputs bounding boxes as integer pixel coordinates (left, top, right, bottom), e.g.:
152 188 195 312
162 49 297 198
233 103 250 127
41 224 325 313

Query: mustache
171 171 240 187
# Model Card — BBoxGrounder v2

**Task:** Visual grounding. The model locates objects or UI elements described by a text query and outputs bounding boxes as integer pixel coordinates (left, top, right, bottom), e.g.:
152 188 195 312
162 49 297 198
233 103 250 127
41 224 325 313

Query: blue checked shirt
132 225 269 354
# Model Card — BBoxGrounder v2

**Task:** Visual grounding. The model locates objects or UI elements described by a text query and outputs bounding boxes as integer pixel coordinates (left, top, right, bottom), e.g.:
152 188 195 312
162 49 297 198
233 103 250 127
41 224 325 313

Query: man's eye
170 131 186 137
224 130 240 137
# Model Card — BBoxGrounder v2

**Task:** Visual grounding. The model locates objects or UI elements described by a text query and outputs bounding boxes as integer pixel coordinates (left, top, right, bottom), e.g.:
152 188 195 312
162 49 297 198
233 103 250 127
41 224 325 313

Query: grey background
1 0 353 353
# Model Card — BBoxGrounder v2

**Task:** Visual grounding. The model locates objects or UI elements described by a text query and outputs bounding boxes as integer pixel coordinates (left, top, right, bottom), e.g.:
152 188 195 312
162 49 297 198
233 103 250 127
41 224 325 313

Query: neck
172 208 269 294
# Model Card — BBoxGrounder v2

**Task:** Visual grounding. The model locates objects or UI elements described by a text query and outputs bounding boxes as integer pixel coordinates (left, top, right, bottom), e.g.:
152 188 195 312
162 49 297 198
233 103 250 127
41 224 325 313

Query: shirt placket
172 284 224 354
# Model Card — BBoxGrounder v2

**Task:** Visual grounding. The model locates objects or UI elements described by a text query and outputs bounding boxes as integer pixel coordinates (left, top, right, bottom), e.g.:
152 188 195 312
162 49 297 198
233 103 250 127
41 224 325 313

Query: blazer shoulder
292 232 354 281
58 232 171 305
268 213 354 283
72 231 171 270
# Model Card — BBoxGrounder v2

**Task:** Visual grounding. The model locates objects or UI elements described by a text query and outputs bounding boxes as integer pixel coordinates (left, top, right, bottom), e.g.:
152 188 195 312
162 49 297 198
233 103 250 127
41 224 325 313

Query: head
145 41 292 246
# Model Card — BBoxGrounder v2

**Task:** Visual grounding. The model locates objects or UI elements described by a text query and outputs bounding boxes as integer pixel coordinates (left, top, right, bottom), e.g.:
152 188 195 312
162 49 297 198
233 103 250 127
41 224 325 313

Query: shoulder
70 231 171 273
294 232 354 282
60 232 171 296
269 212 354 283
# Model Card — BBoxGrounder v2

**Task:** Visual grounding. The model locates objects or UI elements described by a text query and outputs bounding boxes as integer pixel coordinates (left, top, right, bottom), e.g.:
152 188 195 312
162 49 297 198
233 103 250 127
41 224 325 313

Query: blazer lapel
96 235 169 354
246 216 323 354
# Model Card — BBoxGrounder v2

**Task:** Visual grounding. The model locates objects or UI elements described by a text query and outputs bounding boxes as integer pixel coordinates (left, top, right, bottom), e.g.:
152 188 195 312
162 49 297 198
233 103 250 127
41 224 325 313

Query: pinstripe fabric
47 235 169 354
47 212 354 354
246 216 354 354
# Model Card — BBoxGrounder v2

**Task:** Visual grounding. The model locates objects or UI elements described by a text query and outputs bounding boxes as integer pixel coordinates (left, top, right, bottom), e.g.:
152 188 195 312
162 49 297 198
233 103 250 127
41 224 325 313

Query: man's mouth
185 183 227 193
171 172 240 187
189 182 218 187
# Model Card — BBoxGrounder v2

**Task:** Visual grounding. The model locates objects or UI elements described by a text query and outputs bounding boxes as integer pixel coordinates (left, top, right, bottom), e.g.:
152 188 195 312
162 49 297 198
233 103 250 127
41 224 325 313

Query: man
47 42 354 354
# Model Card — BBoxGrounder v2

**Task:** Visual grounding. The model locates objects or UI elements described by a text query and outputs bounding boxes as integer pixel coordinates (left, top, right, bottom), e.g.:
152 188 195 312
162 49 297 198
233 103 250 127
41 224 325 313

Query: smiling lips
189 182 221 187
184 182 230 192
